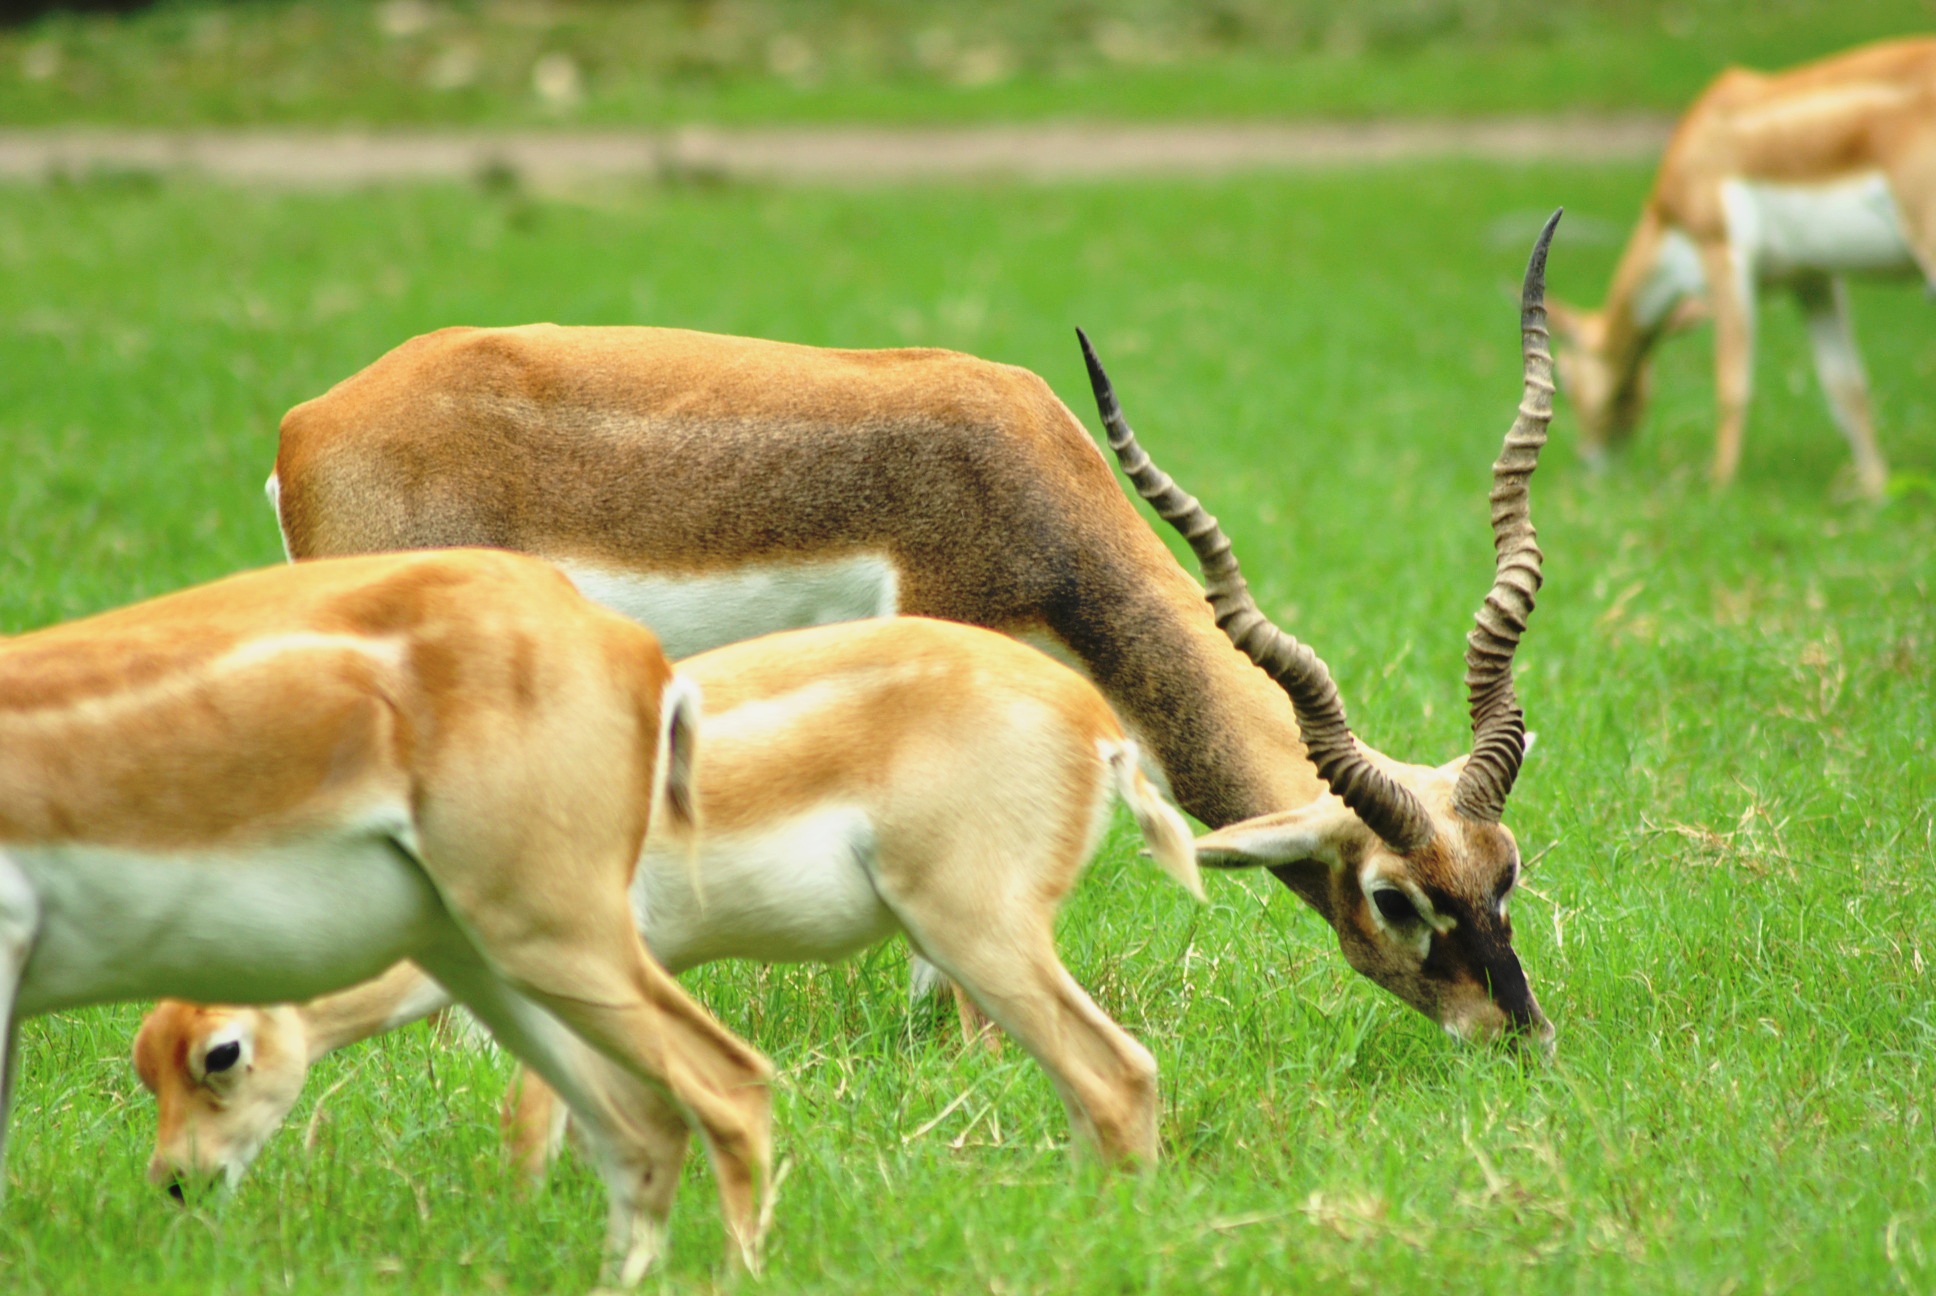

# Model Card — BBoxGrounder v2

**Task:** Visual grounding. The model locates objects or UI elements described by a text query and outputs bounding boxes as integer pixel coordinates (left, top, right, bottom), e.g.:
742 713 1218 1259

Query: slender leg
949 981 1003 1054
415 942 694 1288
500 1065 570 1179
1795 275 1889 497
892 899 1158 1166
1700 240 1757 486
911 953 1001 1053
410 667 773 1272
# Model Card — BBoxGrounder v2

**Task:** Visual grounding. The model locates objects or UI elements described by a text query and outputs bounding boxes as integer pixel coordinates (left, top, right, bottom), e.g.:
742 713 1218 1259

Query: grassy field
0 166 1932 1293
2 0 1932 127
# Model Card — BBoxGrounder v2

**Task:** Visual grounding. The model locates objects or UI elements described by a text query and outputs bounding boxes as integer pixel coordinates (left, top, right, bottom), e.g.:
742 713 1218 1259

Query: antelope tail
1102 740 1204 902
655 674 703 902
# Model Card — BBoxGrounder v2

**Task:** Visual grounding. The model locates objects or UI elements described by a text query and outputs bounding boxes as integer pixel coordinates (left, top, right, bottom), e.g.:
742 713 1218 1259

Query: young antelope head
1548 296 1686 465
132 1001 312 1195
1079 210 1564 1051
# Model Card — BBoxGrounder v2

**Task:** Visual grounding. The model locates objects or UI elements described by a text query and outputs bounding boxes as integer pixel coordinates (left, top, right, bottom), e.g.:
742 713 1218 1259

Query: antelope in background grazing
0 550 771 1287
135 615 1203 1184
267 215 1567 1047
1549 37 1936 496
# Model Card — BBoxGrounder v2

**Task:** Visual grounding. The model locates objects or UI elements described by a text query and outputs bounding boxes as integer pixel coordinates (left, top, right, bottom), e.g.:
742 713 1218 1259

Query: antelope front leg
1700 240 1757 486
1794 276 1888 498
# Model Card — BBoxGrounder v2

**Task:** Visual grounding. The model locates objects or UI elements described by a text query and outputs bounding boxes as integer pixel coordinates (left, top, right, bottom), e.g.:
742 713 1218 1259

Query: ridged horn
1453 208 1561 823
1077 328 1432 854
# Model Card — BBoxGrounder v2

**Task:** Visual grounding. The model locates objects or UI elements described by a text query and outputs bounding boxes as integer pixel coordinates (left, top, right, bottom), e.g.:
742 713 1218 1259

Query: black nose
166 1176 187 1204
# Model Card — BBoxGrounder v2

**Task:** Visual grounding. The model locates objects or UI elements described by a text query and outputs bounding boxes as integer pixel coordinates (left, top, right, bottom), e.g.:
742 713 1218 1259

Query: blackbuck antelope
1550 37 1936 496
135 615 1203 1184
268 215 1566 1046
0 550 772 1286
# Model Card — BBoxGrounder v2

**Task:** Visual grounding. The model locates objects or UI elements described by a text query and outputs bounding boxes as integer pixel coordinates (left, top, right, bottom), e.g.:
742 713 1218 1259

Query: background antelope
0 549 770 1286
1550 37 1935 496
266 217 1566 1047
135 615 1202 1184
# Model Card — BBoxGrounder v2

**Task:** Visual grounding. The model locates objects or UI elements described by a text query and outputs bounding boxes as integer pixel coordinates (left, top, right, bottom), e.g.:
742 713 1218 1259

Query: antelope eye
1372 888 1420 926
204 1041 242 1075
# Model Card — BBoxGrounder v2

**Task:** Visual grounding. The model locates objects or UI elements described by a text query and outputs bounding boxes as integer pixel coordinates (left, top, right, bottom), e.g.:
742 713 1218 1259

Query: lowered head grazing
1078 209 1564 1051
1547 298 1649 463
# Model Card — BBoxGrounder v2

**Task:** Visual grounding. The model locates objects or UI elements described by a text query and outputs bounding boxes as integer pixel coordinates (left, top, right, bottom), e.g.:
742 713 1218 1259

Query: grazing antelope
0 549 771 1286
134 615 1203 1184
1549 37 1936 496
268 217 1566 1046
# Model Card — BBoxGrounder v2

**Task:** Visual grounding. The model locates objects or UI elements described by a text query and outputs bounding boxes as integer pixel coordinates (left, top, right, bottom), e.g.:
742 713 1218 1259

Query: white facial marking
557 554 899 660
1360 865 1437 957
1721 172 1914 280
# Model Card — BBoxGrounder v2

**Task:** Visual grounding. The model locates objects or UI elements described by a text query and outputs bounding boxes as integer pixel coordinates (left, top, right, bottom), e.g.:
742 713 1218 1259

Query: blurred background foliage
1 0 1930 127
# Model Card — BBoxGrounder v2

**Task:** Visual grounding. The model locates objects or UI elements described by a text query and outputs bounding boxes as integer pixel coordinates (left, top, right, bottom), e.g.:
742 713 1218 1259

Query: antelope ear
1437 733 1531 780
1195 801 1357 868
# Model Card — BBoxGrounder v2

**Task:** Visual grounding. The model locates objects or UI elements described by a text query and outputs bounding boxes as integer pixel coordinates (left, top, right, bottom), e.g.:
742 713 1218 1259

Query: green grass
2 0 1932 127
1 166 1933 1293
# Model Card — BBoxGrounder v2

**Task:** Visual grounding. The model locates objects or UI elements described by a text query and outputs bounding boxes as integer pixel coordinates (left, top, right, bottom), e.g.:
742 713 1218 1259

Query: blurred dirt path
0 116 1671 187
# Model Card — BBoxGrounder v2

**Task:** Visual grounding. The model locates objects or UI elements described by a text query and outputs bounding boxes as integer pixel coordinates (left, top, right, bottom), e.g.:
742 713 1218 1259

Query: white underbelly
1722 171 1917 279
557 553 900 660
5 817 445 1015
632 805 897 972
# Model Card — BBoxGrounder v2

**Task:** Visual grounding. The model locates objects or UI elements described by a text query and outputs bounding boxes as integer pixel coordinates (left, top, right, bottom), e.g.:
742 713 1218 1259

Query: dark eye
1372 888 1420 926
204 1041 242 1075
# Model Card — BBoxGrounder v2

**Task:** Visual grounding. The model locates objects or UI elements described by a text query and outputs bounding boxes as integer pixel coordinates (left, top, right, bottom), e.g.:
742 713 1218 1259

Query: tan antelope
1549 37 1936 496
135 614 1203 1184
0 549 772 1286
268 216 1566 1047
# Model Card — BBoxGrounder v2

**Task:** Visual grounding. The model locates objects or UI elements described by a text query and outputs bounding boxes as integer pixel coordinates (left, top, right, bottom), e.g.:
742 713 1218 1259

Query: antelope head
1547 296 1639 461
1079 210 1563 1050
133 1001 312 1196
1549 292 1699 462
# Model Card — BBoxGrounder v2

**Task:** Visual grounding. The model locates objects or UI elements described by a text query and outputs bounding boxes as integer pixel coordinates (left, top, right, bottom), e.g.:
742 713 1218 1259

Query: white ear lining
1193 802 1357 869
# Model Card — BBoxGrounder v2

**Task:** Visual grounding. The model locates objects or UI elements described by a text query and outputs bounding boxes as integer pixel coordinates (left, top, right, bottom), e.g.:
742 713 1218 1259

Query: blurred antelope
267 217 1567 1046
1550 37 1936 496
135 615 1202 1182
0 550 770 1286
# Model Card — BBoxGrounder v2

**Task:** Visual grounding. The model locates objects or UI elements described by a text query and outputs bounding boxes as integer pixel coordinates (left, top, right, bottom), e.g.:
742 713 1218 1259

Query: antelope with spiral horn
263 214 1567 1045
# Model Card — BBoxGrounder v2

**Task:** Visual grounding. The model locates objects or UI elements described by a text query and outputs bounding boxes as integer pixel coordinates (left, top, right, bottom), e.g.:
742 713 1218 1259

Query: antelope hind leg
510 941 773 1273
415 941 692 1287
893 899 1158 1166
1794 275 1888 497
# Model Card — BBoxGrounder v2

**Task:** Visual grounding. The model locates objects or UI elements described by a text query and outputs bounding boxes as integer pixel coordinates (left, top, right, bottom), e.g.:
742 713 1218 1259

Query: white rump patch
557 554 900 660
1722 172 1915 280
